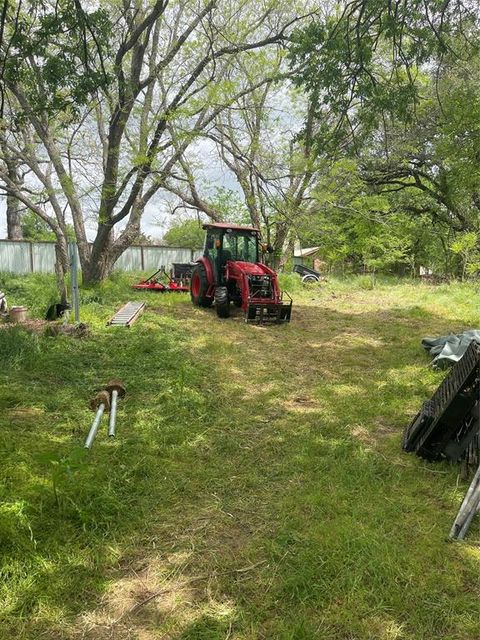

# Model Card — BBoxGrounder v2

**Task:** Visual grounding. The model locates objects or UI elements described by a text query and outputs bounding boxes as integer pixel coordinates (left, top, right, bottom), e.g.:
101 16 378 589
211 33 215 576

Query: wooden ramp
107 302 145 327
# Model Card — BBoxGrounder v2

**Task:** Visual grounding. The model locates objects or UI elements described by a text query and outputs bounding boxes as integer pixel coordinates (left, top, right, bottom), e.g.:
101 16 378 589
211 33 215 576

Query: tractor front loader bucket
246 293 292 324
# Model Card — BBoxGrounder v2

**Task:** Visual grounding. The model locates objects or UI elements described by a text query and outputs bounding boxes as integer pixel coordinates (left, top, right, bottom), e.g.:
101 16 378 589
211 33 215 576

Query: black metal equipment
246 292 293 323
0 290 7 315
293 264 322 283
171 262 194 282
403 340 480 462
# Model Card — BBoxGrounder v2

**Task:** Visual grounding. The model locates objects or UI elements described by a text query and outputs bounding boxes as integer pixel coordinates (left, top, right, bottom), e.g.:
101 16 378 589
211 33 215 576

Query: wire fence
0 240 201 274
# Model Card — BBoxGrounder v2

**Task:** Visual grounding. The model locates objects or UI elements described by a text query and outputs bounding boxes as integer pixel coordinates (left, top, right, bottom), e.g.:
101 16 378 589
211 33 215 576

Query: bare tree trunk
1 137 24 239
278 235 295 271
273 222 292 271
83 222 114 284
54 242 69 305
83 202 146 284
84 256 115 285
6 193 22 239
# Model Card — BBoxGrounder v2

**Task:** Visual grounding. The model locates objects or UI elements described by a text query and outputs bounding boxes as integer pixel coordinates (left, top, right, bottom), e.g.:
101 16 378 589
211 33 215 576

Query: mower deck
133 281 189 292
133 265 192 292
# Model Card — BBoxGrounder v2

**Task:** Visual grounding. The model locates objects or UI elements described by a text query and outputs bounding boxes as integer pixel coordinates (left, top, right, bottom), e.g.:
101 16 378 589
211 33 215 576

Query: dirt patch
0 319 48 333
283 395 322 413
351 419 398 448
45 322 90 338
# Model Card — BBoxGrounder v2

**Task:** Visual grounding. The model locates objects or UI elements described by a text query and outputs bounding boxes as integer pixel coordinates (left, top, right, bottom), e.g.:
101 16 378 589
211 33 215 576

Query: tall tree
162 57 327 268
1 134 23 240
286 0 480 277
289 0 479 132
0 0 309 283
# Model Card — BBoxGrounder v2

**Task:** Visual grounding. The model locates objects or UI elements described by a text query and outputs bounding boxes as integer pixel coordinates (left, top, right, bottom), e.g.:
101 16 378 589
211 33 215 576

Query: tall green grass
1 273 480 639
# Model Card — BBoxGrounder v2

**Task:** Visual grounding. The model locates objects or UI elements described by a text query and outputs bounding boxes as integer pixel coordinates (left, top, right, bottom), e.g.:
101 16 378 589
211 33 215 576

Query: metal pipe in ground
104 380 125 438
108 390 118 437
69 242 80 323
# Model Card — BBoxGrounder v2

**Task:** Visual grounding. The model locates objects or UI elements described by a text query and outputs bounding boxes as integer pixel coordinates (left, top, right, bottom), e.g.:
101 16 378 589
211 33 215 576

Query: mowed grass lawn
1 272 480 640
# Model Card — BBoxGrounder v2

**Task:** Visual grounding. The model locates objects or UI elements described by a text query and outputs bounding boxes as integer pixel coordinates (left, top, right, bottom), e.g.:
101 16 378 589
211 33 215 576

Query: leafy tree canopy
21 212 75 241
162 219 205 250
2 0 112 118
289 0 480 143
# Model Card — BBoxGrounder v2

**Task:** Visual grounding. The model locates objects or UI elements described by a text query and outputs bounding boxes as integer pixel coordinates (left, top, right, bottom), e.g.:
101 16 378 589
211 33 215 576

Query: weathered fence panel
32 243 56 272
0 241 32 273
143 246 193 271
114 246 144 271
0 240 198 275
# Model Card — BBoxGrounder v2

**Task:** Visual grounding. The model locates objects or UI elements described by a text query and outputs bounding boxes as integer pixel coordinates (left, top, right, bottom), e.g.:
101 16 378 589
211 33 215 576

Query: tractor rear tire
215 286 230 318
191 264 212 307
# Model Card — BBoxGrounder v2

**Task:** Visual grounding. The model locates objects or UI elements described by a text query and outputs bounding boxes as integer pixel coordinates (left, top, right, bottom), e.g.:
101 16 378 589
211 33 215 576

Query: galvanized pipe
457 487 480 539
450 463 480 538
84 403 106 449
69 242 80 323
108 389 118 437
450 392 480 540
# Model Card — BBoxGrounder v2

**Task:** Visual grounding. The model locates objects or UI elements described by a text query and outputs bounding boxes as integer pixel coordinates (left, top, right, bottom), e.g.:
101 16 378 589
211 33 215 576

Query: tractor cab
204 223 261 283
190 222 292 323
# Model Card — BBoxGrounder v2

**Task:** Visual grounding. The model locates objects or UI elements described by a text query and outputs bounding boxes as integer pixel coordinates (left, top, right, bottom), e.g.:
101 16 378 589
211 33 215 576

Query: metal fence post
69 242 80 323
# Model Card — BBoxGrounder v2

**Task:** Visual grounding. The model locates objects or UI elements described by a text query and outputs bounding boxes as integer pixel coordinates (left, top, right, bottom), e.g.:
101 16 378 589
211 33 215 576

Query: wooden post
29 242 34 273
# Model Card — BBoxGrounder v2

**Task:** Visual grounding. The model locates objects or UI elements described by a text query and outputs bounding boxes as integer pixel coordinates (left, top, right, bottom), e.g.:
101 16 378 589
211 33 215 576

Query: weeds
0 326 41 369
0 272 480 639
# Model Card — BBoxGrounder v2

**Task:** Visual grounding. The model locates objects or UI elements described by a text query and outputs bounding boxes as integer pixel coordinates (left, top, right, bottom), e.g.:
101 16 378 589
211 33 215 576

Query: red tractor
190 222 292 323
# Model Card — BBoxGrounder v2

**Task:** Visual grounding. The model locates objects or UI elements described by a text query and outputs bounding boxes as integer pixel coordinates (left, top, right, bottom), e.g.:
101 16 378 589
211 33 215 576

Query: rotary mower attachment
133 264 192 292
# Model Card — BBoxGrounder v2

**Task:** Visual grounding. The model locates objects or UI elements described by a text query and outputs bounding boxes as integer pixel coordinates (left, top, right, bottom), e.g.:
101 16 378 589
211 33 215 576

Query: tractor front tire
191 264 212 308
215 286 230 318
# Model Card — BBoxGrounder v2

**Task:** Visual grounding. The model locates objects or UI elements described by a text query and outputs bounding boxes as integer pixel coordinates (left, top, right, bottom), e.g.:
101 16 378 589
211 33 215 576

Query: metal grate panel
107 302 145 327
403 341 480 461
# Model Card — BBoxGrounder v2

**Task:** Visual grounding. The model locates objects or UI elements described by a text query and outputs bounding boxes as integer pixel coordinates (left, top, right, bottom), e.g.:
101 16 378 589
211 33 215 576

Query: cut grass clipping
1 272 480 639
